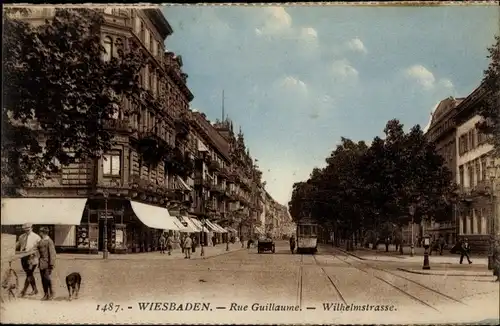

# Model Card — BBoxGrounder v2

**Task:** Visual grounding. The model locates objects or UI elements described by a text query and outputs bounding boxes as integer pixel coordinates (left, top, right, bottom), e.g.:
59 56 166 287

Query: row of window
458 155 489 188
458 127 489 156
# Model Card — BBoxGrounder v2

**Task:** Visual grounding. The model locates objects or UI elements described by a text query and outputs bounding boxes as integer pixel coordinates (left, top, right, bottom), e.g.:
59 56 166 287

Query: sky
161 4 499 206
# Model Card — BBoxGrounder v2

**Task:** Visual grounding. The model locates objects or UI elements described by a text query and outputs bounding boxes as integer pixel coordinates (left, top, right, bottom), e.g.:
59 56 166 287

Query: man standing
289 235 296 254
159 232 166 254
459 238 472 264
438 234 446 255
36 227 57 300
183 235 192 259
15 223 41 297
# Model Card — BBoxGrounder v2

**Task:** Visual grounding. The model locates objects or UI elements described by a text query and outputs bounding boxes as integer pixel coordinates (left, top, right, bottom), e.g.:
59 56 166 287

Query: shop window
103 153 121 176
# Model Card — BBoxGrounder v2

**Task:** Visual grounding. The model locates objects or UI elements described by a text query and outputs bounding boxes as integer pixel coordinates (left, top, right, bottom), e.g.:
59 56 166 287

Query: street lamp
422 234 431 270
487 161 498 270
200 220 205 257
409 204 416 257
103 191 109 260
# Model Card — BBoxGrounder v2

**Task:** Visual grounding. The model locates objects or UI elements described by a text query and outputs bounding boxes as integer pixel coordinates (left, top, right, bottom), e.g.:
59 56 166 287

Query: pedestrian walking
15 223 41 297
183 235 192 259
191 235 197 253
438 234 446 255
212 235 216 247
36 227 56 300
240 235 244 248
159 232 166 254
384 237 390 252
289 235 296 254
166 235 172 256
459 238 472 264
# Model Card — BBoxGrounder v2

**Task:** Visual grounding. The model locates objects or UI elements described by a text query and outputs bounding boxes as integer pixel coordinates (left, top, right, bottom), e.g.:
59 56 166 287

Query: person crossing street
183 234 192 259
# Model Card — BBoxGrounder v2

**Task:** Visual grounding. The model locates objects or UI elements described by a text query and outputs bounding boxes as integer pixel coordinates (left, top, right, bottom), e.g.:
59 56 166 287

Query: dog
2 264 19 301
65 272 81 301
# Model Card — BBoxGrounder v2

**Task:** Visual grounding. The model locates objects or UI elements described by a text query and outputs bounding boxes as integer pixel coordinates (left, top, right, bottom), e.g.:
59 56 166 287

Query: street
1 241 498 324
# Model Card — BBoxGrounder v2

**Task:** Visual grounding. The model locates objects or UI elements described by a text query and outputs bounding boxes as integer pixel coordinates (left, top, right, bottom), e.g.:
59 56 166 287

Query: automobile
257 236 275 254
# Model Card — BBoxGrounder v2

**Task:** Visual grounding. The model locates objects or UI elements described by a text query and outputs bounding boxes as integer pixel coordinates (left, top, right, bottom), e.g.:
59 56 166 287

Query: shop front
189 216 207 246
1 197 181 254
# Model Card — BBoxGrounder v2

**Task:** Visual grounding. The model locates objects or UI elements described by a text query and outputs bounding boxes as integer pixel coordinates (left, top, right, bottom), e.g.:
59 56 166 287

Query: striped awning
180 215 201 232
212 222 228 233
203 219 219 232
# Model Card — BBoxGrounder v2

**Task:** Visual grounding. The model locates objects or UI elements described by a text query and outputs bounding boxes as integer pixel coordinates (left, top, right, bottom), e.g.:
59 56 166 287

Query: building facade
424 96 464 244
2 7 265 253
454 85 499 254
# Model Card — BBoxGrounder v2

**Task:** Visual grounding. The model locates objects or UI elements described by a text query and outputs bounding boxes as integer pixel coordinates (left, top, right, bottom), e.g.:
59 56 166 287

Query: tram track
296 253 347 309
311 254 348 305
330 248 468 312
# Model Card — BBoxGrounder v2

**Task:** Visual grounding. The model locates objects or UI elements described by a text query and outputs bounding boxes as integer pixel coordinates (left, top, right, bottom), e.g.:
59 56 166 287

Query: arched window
103 36 113 62
115 38 124 57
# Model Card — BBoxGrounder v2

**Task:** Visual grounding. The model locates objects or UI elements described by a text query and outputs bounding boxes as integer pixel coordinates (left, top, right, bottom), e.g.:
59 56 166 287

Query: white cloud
255 7 292 36
405 65 436 90
300 27 318 40
346 38 367 54
331 59 359 79
277 75 308 92
404 65 454 92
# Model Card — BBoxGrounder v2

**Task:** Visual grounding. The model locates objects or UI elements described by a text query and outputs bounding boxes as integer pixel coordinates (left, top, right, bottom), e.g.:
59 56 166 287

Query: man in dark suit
36 227 57 300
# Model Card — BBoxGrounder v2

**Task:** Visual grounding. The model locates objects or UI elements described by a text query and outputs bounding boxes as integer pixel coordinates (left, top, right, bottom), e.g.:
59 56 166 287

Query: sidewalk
330 245 495 278
58 244 244 261
338 244 489 265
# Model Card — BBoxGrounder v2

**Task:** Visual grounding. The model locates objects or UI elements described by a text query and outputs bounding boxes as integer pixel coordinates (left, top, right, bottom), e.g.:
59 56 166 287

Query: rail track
296 253 347 309
330 248 468 312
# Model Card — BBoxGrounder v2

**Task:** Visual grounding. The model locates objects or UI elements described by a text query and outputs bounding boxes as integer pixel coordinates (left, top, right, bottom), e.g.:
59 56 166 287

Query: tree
287 119 457 253
477 35 500 156
2 8 157 195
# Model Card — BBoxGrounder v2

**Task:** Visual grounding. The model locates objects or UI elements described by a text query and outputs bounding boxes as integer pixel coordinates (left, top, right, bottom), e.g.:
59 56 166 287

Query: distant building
454 84 499 254
424 96 464 244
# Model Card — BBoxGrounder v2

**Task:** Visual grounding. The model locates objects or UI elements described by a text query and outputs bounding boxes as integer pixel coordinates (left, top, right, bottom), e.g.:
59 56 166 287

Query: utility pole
221 90 225 122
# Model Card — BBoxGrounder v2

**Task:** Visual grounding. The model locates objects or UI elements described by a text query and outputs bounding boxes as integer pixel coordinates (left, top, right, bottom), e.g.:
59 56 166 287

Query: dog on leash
2 264 19 301
65 272 81 301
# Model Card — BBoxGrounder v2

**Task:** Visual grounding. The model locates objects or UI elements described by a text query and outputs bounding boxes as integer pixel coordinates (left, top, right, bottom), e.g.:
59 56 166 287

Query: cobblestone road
2 241 498 324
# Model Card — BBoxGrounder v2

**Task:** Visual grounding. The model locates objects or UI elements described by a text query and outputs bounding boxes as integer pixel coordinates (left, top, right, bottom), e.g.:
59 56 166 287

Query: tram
296 218 318 254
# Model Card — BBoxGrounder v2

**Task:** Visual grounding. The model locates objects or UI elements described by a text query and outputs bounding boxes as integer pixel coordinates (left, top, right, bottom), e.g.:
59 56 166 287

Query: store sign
99 212 114 219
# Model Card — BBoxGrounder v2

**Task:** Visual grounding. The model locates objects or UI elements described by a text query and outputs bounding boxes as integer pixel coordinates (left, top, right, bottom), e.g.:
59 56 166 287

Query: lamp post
422 234 431 270
409 204 416 257
103 191 109 260
200 220 205 257
487 161 498 270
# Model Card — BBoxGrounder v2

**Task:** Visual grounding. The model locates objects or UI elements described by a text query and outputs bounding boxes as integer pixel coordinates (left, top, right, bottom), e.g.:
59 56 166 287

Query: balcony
208 160 221 173
472 180 492 195
210 183 225 194
104 118 131 133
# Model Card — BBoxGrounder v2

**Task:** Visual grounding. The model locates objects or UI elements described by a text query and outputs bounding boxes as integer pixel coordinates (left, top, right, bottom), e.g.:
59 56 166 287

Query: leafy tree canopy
2 8 157 195
288 119 457 236
477 35 500 156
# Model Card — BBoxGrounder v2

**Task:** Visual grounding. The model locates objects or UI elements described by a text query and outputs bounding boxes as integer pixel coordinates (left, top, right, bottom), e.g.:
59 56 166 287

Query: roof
424 97 464 134
191 112 230 161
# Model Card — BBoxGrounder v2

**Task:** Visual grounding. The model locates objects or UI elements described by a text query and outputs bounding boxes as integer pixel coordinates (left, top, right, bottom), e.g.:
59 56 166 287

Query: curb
397 267 494 277
332 246 366 260
196 247 245 260
57 247 245 261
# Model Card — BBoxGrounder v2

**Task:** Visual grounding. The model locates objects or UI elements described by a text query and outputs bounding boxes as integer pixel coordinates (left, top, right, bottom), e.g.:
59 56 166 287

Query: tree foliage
288 119 457 238
477 35 500 156
2 8 156 194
